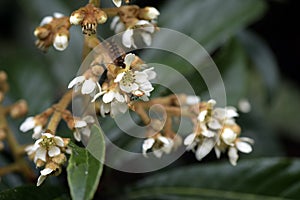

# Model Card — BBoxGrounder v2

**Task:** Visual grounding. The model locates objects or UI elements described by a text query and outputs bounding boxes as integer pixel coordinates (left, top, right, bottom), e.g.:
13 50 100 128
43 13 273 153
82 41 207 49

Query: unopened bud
53 33 69 51
139 7 160 20
34 26 51 39
52 154 66 165
96 10 107 24
10 100 28 118
0 71 7 82
0 129 6 140
70 12 84 25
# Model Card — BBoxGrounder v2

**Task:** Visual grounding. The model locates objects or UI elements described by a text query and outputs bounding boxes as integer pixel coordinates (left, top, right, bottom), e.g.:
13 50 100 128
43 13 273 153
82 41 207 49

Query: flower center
120 71 135 86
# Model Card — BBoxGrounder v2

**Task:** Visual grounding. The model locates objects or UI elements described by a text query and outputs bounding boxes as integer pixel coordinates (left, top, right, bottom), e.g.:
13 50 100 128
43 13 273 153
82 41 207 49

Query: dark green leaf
237 31 279 95
0 185 65 200
126 158 300 200
67 125 105 200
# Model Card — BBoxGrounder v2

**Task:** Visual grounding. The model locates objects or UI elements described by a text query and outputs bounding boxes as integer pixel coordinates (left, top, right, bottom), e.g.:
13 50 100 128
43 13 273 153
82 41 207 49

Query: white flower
37 168 53 186
227 137 254 166
213 107 238 121
111 18 156 48
143 7 160 20
142 136 174 158
20 117 43 139
20 117 35 132
53 34 68 51
68 76 101 95
112 0 122 7
221 128 237 146
31 133 65 163
73 115 95 142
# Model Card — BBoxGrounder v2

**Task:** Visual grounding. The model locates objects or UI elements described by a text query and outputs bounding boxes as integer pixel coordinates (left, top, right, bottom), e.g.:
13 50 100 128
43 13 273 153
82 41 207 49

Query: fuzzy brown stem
47 90 73 133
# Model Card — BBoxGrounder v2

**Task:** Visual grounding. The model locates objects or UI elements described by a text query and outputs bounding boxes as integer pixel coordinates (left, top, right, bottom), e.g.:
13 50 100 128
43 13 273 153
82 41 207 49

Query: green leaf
0 185 65 200
237 31 280 95
67 125 105 200
126 158 300 200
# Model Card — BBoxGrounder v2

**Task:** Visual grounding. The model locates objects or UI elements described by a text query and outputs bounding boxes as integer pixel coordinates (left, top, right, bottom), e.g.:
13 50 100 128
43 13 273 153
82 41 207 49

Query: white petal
53 34 68 51
112 0 122 7
157 136 170 145
184 133 196 146
103 91 115 103
145 7 160 20
153 149 163 158
115 22 126 33
214 147 221 159
134 72 148 83
37 175 46 187
142 138 155 156
239 137 255 144
114 92 125 102
213 108 227 120
83 115 95 123
221 128 237 145
143 68 156 80
202 129 215 138
122 29 134 48
236 141 252 153
226 107 239 118
40 16 53 26
82 79 96 94
20 117 35 132
114 72 125 83
110 16 120 30
207 119 222 130
48 146 61 157
162 139 173 154
75 120 88 128
41 168 53 176
74 131 81 142
195 138 215 161
208 99 216 106
35 147 47 162
197 110 207 122
68 76 85 89
42 133 54 138
81 127 91 137
124 53 135 67
140 32 152 46
53 12 64 18
186 96 200 105
54 136 65 147
228 147 239 166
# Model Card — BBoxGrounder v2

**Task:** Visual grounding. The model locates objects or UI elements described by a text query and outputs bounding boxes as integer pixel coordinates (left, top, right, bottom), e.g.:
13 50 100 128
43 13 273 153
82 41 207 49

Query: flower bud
53 33 69 51
0 71 7 82
10 100 28 119
96 10 107 24
70 12 84 25
0 129 6 140
139 7 160 20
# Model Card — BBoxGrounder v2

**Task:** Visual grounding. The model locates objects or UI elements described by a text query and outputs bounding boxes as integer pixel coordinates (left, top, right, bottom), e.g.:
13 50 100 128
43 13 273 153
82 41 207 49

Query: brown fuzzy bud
51 154 66 165
9 100 28 119
0 129 6 140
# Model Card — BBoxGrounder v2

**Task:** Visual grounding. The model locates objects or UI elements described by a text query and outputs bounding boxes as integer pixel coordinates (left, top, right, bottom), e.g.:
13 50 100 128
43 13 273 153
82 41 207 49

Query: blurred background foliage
0 0 300 199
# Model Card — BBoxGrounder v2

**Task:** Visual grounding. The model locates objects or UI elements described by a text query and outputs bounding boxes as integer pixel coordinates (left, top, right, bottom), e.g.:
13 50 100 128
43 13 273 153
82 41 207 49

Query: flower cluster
70 3 107 35
184 99 254 166
25 132 70 186
111 6 160 48
92 53 156 117
34 12 71 51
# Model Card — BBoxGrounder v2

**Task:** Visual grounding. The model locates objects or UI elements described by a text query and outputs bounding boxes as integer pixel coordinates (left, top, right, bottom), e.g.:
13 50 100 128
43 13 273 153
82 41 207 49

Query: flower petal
112 0 122 7
48 146 61 157
124 53 135 68
114 72 125 83
103 91 115 103
221 128 237 145
75 120 88 128
122 29 134 48
73 131 81 142
40 16 53 26
82 79 96 94
41 168 53 176
197 110 207 122
142 138 155 157
68 76 85 89
186 96 200 105
195 138 215 161
35 147 47 162
20 117 35 132
207 119 222 130
140 32 152 46
53 34 68 51
236 141 252 153
228 147 239 166
54 136 65 147
37 175 46 187
184 133 196 146
110 16 120 30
